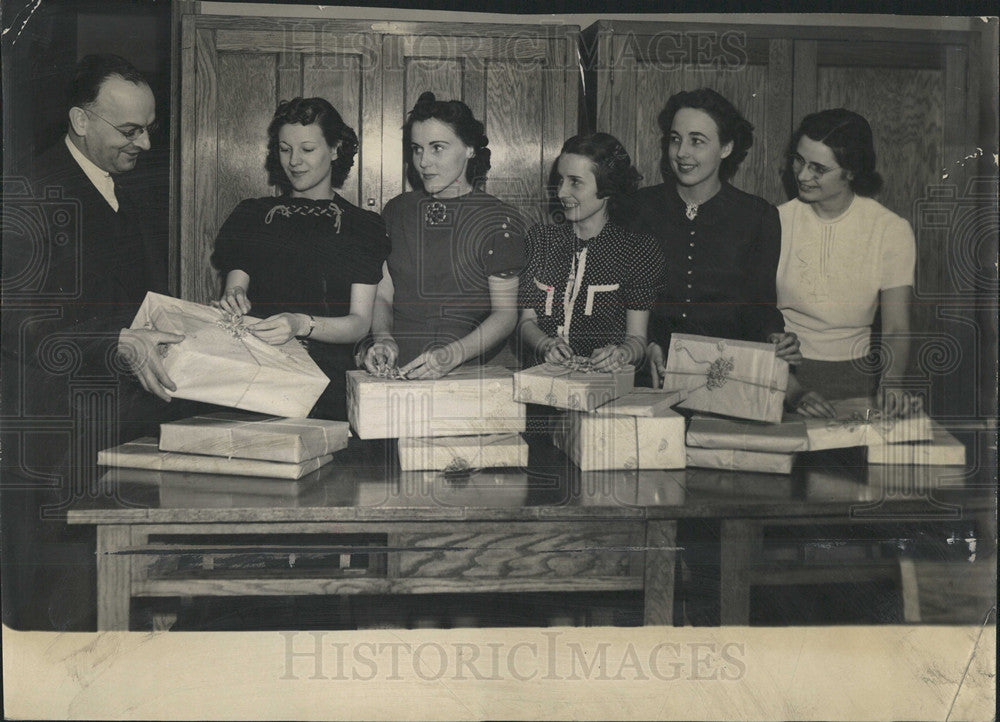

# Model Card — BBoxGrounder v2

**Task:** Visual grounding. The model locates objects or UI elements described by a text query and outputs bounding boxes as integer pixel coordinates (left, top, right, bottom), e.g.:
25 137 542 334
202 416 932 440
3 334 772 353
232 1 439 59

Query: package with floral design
513 362 634 411
662 334 788 423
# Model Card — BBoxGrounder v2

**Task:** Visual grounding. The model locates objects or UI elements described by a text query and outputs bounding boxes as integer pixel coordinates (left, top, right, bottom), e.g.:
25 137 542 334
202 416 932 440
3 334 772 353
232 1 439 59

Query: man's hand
117 327 183 401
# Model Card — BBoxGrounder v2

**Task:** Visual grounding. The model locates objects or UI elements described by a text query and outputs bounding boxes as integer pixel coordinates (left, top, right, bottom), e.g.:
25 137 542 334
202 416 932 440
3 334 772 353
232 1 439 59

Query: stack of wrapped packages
662 333 958 473
346 365 528 472
660 334 802 473
513 357 686 471
98 293 351 481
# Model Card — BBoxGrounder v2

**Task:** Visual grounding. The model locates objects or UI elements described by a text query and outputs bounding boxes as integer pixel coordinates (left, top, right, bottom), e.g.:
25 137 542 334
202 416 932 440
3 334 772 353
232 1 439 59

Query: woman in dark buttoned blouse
621 88 801 386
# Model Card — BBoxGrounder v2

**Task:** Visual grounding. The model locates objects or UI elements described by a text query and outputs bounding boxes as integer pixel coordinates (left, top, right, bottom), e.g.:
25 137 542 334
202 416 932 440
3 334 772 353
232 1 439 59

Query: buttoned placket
682 225 696 319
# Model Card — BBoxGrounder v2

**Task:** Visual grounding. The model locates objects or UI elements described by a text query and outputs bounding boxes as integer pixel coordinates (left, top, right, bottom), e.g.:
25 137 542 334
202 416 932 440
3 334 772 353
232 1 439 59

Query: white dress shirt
64 135 119 212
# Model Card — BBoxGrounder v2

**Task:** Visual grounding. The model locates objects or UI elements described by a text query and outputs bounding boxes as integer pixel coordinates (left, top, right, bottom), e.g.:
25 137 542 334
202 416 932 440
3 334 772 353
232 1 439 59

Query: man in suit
1 54 188 629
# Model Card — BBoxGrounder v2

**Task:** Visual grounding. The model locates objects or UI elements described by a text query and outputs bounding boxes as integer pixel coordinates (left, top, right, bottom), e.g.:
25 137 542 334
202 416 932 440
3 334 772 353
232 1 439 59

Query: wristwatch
300 314 316 339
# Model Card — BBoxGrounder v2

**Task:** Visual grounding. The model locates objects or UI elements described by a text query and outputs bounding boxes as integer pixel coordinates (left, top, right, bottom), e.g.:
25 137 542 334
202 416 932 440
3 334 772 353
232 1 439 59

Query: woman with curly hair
212 97 389 419
621 88 800 387
777 108 919 417
363 91 528 379
517 132 664 370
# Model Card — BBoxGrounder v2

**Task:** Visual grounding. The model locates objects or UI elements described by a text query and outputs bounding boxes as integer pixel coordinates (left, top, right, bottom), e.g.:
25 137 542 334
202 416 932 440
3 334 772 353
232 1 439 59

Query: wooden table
68 435 995 630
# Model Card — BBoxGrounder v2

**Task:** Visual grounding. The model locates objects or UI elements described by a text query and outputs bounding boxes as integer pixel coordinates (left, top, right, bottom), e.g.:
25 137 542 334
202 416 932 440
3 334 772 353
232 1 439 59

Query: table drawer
394 522 644 580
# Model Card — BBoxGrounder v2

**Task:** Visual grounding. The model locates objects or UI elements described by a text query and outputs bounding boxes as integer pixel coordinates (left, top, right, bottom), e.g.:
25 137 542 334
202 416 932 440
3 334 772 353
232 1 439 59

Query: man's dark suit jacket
1 140 172 630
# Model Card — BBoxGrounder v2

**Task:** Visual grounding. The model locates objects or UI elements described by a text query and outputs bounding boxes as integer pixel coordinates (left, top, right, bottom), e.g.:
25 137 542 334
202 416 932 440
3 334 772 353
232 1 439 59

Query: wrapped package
663 334 788 423
685 446 795 474
346 366 526 439
397 433 528 472
102 467 328 499
553 410 686 471
130 292 328 417
160 412 349 463
594 387 687 417
868 424 966 465
513 362 634 411
798 398 934 451
98 437 333 479
686 415 809 453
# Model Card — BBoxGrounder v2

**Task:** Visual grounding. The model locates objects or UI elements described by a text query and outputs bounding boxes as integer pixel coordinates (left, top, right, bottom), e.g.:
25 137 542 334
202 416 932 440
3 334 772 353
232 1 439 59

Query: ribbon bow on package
130 292 329 417
513 361 634 411
662 334 789 423
800 397 934 451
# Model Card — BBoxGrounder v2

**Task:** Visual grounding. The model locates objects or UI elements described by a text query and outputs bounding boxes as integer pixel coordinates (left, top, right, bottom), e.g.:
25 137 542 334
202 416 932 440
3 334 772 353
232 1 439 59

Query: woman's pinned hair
785 108 883 197
403 92 491 190
550 132 642 223
266 97 359 193
657 88 754 183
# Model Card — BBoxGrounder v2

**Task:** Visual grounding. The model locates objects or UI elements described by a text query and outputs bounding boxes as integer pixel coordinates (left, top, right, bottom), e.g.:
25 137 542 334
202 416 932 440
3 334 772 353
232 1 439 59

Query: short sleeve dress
381 190 527 366
518 221 664 357
212 195 390 419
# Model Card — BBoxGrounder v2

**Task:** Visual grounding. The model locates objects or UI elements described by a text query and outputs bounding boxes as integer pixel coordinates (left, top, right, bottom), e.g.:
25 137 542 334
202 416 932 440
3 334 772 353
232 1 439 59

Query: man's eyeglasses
83 107 159 142
789 154 841 179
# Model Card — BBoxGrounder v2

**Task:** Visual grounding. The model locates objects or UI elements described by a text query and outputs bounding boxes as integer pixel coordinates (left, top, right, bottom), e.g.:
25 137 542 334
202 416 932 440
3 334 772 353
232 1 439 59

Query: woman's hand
769 332 802 365
248 313 306 345
215 285 252 316
363 337 399 374
647 342 666 388
399 345 462 380
590 343 630 372
877 385 923 418
789 390 836 418
539 336 573 364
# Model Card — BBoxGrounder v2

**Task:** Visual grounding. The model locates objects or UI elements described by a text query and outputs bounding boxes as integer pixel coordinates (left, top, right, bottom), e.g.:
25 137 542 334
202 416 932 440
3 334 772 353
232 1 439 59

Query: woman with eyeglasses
212 97 389 420
777 109 920 417
621 88 801 389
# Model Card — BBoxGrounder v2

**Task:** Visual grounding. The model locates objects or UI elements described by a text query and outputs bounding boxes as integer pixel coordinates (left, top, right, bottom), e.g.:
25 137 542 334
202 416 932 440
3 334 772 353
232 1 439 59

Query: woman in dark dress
212 97 389 419
363 92 527 380
621 88 800 387
518 132 664 370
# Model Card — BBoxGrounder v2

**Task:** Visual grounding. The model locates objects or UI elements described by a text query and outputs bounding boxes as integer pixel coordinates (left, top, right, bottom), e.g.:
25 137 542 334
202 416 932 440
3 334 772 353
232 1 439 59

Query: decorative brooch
684 201 699 221
424 200 448 226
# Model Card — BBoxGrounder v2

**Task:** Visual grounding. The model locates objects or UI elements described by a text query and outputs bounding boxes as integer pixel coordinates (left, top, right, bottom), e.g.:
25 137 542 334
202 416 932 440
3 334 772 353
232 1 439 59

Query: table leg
96 525 131 631
720 519 762 625
644 520 677 626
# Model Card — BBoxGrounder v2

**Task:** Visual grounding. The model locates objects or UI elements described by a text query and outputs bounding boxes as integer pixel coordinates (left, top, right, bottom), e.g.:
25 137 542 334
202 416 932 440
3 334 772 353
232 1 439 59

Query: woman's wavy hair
657 88 754 183
403 91 491 191
265 97 358 193
785 108 883 197
548 132 642 224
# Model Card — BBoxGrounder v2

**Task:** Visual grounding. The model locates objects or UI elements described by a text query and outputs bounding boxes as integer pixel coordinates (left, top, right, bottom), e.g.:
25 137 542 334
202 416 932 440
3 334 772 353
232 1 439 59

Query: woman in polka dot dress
517 133 665 371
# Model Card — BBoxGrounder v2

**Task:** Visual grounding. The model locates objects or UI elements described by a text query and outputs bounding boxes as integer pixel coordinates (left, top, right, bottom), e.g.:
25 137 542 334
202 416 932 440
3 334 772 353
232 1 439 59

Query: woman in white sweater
777 108 921 417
